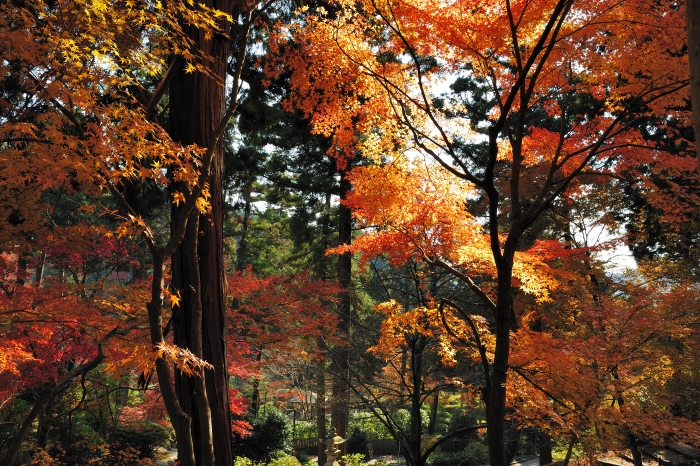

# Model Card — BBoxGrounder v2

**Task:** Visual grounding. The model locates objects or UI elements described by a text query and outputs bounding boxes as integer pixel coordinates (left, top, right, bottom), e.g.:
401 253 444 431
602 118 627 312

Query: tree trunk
249 350 263 418
487 260 515 466
408 336 426 466
169 2 234 463
199 136 233 466
1 389 53 466
317 357 328 466
317 192 332 466
149 254 197 466
504 419 520 466
561 435 576 466
187 214 216 466
686 0 700 166
34 251 46 286
236 179 253 272
427 390 439 435
536 429 553 466
628 434 643 466
332 171 352 439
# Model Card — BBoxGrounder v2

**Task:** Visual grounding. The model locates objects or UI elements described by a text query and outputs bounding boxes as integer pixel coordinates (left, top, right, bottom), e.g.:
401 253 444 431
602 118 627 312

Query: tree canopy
0 0 698 465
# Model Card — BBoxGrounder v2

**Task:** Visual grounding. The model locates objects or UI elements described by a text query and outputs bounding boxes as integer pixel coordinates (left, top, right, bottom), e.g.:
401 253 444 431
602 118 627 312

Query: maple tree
0 222 155 465
505 261 700 461
336 161 700 461
226 267 342 386
347 289 487 466
269 0 696 463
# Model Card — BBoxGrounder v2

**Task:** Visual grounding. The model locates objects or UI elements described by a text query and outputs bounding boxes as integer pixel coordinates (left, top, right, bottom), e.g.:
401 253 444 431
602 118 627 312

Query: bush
235 456 263 466
295 450 312 464
232 408 293 461
295 420 321 440
269 453 303 466
47 438 153 466
349 412 391 440
446 411 480 443
427 443 488 466
427 451 474 466
349 409 428 441
462 442 488 465
346 427 372 460
110 422 171 458
342 453 367 466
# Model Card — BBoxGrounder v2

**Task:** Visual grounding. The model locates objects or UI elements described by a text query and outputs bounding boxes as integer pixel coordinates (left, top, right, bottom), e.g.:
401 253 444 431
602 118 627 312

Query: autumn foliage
271 0 699 464
1 0 700 464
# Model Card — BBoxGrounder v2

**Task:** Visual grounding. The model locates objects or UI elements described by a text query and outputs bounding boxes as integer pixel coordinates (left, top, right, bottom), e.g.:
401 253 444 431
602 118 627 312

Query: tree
335 160 700 461
0 220 155 465
226 268 343 385
168 0 240 462
0 1 250 464
270 1 693 464
346 296 486 466
506 260 700 459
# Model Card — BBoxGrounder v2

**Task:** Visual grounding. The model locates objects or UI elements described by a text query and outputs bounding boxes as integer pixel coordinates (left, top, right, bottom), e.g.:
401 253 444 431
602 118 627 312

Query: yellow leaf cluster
154 342 213 378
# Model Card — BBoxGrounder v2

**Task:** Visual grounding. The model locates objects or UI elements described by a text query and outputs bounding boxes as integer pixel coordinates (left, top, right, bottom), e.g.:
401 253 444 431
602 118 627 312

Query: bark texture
169 2 234 464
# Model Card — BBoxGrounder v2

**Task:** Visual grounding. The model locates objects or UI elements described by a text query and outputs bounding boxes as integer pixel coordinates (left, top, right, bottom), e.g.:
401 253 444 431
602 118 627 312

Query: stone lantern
320 427 346 466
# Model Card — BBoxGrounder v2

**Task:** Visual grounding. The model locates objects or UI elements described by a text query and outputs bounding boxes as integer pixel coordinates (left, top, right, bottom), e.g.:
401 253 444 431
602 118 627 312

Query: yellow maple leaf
172 191 186 206
169 291 181 308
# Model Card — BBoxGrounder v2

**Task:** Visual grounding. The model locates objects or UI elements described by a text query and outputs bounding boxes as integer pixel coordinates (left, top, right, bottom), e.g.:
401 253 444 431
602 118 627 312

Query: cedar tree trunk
169 2 234 464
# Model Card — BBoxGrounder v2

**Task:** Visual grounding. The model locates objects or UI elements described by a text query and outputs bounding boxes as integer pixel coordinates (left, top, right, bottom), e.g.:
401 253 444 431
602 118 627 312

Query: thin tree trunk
149 255 197 466
562 434 576 466
236 179 252 272
238 181 262 421
173 211 205 462
427 390 439 435
187 214 216 466
486 268 515 466
36 385 71 449
249 350 263 418
685 0 700 166
537 429 553 466
628 434 643 466
318 192 331 466
34 251 45 286
317 357 327 466
332 171 352 439
409 336 426 466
